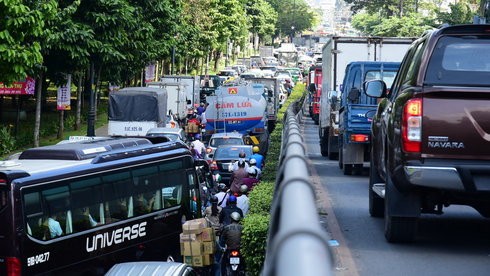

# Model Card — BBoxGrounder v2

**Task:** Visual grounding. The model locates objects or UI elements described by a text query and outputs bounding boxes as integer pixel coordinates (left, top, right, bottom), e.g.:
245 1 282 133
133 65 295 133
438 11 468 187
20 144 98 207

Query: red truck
307 65 322 124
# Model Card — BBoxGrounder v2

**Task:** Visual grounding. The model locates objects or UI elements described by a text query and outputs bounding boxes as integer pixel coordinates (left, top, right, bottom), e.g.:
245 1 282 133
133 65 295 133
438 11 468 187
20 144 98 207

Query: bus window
161 172 183 208
102 173 132 223
23 191 48 240
0 179 7 211
70 177 103 232
132 165 160 213
187 173 199 218
42 186 69 239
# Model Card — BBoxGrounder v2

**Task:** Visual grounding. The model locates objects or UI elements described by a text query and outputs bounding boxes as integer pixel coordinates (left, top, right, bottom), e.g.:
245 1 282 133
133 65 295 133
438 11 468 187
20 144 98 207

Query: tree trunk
76 74 83 131
57 110 64 139
34 71 44 147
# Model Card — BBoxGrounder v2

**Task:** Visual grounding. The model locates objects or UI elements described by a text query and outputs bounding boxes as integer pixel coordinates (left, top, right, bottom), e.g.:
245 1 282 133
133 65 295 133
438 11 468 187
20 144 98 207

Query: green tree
247 0 278 48
435 1 475 25
352 11 433 37
0 0 56 83
273 0 316 39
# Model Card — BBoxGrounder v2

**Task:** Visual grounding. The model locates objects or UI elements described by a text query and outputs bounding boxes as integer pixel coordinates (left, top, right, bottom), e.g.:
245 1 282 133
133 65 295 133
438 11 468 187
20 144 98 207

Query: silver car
146 127 187 143
105 261 197 276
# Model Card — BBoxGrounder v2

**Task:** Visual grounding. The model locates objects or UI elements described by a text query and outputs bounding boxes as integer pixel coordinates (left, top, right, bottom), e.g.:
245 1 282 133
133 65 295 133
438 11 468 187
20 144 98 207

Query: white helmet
249 158 257 165
230 212 241 222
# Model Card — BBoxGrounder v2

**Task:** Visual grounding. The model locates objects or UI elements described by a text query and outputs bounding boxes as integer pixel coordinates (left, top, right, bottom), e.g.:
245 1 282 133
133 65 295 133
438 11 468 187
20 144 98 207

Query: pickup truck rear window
425 35 490 86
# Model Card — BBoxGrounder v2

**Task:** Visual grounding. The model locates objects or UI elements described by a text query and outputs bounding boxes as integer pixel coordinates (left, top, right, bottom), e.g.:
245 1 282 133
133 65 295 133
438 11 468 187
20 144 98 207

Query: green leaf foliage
248 181 274 215
242 213 270 276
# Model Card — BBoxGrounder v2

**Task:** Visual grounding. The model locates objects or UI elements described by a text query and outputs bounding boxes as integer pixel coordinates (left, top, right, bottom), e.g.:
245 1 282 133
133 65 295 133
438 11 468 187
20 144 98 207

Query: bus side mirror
308 83 316 93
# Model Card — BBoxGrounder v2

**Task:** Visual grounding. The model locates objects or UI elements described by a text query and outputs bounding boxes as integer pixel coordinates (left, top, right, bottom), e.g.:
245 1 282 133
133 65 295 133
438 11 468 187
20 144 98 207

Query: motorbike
224 249 245 276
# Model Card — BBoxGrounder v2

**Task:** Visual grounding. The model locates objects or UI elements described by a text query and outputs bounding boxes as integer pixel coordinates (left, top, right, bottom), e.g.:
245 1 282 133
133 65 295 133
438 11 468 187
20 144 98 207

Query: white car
205 132 245 161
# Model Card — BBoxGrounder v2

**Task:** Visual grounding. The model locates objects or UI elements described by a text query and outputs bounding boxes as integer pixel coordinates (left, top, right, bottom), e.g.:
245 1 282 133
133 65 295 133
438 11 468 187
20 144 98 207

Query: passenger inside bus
72 207 99 232
133 193 154 216
48 213 63 238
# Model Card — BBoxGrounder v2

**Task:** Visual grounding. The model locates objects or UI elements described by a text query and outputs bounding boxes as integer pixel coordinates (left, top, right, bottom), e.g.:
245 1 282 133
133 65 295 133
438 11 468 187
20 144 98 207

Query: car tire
369 159 384 218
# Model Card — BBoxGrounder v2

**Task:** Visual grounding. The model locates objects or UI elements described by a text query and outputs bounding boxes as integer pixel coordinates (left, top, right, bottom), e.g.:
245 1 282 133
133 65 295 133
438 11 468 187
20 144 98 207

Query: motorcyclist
219 211 243 276
204 195 222 235
219 195 243 227
236 185 250 217
249 146 264 170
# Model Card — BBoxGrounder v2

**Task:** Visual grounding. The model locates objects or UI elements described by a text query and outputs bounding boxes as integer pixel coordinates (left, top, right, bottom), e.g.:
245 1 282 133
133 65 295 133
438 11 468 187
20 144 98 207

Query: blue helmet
194 134 201 140
228 195 237 204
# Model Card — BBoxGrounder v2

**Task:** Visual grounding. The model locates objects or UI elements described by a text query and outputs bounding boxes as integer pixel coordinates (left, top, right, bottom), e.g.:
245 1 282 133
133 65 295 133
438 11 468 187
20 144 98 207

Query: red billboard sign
0 77 36 95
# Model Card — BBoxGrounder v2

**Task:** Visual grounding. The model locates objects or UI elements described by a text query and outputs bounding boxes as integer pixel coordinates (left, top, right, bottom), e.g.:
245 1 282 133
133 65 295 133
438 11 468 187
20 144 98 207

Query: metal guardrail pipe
262 99 333 276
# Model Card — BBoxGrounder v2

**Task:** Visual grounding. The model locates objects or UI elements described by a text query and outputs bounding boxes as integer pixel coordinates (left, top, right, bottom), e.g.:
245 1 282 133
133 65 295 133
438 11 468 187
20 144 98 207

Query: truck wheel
384 215 418 243
343 164 353 175
338 150 343 169
320 130 328 156
384 177 418 243
369 161 384 217
354 164 363 175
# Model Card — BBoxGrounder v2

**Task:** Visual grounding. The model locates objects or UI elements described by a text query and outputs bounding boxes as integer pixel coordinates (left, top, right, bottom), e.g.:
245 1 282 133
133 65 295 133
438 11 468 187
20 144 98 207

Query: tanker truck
204 82 267 138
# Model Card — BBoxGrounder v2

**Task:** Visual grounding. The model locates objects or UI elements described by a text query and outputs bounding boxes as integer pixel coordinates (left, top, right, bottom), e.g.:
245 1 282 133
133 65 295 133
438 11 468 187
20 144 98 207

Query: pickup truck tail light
402 98 422 152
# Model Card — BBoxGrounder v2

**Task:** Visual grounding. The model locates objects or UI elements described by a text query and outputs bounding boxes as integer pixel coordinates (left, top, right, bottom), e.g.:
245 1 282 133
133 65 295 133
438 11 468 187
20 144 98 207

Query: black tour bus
0 137 202 275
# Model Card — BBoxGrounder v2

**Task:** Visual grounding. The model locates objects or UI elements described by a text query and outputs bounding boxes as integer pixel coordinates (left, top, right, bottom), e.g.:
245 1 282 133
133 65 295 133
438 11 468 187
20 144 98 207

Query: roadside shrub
241 213 270 276
248 181 274 215
0 126 16 156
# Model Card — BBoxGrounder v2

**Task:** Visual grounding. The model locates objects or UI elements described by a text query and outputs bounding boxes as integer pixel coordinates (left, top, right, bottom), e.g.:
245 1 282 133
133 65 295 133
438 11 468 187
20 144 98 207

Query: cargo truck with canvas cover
204 83 267 137
319 36 414 162
108 87 167 136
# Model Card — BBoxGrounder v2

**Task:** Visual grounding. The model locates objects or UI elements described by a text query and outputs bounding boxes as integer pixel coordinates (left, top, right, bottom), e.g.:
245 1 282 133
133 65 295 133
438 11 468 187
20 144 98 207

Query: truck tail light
350 134 369 142
402 98 422 152
7 257 21 276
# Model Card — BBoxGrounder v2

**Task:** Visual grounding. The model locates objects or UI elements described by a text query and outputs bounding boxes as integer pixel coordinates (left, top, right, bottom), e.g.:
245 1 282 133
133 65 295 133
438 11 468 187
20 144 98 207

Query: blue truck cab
338 61 400 175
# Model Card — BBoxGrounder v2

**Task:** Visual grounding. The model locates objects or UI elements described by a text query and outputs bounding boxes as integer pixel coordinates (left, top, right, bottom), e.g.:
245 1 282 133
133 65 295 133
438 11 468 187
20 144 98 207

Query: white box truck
147 82 187 124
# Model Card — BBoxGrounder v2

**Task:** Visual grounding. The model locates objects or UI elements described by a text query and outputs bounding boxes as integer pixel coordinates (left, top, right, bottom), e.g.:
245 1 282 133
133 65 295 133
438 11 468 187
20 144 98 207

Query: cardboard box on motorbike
180 218 216 266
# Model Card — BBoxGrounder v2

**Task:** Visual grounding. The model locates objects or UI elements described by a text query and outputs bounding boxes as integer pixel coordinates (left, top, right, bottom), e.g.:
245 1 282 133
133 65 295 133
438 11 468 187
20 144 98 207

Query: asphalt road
302 115 490 276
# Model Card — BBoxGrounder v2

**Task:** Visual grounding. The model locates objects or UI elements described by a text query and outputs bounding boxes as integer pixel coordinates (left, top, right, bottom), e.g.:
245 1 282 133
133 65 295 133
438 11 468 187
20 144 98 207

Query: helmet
239 185 248 194
218 183 227 191
239 151 246 158
249 158 257 165
210 195 218 204
194 134 201 140
230 212 241 222
246 167 257 176
214 173 222 182
228 195 237 204
253 146 260 153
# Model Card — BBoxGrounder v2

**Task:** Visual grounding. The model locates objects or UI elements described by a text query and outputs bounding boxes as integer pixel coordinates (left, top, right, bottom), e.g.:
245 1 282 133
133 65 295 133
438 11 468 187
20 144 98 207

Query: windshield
214 147 252 159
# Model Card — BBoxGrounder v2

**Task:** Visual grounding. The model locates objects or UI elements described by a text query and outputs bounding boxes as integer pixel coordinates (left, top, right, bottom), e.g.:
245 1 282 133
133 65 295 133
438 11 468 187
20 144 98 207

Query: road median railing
261 97 333 276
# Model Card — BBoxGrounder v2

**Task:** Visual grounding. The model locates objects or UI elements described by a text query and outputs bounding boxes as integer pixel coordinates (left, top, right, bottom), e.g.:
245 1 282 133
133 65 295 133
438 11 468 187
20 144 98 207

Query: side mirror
308 83 316 93
187 100 192 105
364 80 387 98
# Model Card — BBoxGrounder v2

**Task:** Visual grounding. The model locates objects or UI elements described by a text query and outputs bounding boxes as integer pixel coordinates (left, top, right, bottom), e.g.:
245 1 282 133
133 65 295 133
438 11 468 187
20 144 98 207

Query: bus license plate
230 257 240 264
